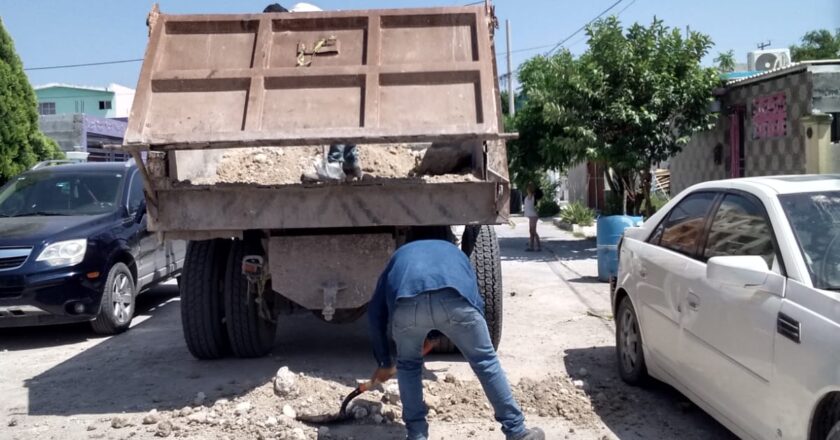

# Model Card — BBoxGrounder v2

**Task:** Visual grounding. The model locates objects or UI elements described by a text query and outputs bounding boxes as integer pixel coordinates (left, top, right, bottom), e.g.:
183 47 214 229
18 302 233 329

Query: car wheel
616 296 649 385
91 262 135 335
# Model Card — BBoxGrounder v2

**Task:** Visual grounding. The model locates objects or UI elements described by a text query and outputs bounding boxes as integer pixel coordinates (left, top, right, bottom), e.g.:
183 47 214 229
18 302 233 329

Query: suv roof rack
30 160 84 170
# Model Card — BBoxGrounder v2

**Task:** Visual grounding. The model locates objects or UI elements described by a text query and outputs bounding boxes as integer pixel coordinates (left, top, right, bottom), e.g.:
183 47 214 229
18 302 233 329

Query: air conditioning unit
748 49 792 71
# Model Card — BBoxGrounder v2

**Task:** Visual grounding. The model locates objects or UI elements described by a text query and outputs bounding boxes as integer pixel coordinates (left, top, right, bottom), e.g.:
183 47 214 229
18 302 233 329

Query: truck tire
224 240 277 358
181 240 231 360
434 225 503 353
91 262 135 335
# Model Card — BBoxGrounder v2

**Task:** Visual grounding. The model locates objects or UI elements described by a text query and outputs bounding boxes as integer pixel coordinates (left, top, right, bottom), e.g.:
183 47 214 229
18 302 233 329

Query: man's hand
370 366 397 385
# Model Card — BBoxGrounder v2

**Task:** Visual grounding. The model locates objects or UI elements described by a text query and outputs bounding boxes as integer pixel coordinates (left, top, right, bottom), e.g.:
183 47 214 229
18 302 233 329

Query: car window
703 194 776 267
655 192 717 256
127 172 145 214
779 191 840 290
0 171 123 217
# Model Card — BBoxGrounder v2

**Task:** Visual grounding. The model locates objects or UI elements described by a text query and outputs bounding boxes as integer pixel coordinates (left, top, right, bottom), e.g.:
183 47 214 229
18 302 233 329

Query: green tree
0 18 63 185
714 50 736 73
511 16 718 215
790 28 840 61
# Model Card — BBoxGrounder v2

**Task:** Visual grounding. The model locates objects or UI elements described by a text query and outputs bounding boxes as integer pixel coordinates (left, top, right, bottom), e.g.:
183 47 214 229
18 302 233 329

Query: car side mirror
707 256 770 287
134 199 147 224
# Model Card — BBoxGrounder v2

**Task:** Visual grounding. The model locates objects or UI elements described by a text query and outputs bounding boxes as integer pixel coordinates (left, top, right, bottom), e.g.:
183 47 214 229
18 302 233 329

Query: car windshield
779 191 840 290
0 171 124 217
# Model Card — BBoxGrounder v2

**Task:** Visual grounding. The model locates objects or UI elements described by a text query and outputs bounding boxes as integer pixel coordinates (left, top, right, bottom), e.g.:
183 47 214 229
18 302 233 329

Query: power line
615 0 637 16
495 0 636 57
546 0 624 55
27 0 637 72
24 58 143 71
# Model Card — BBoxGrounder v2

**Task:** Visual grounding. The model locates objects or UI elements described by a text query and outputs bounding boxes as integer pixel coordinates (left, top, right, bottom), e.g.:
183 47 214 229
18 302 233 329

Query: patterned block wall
671 70 812 195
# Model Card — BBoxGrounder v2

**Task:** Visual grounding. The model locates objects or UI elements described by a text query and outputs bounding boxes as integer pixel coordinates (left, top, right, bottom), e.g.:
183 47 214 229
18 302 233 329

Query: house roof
34 83 135 93
724 60 840 88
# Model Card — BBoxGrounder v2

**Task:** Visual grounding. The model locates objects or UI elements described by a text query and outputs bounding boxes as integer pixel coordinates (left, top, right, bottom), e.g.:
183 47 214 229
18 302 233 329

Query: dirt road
0 218 736 440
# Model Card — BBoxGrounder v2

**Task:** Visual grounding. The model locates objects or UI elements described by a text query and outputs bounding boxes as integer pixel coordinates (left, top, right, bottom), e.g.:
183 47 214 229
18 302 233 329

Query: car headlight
36 239 87 267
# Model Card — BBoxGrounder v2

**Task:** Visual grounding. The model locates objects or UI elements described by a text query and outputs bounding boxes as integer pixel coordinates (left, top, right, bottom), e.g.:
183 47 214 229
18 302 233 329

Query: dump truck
121 2 512 359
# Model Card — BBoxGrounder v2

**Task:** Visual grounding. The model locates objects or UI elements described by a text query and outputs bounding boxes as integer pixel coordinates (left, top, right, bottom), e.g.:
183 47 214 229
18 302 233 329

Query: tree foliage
510 16 718 215
714 50 736 73
790 28 840 62
0 18 63 185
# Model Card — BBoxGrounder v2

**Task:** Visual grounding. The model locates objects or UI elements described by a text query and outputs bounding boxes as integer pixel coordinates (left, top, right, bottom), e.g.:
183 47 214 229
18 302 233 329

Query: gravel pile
187 144 478 186
101 367 606 439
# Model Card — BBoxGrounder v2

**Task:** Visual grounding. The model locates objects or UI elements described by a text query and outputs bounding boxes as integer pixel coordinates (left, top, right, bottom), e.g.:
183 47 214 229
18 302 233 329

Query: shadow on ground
499 236 566 263
8 284 450 419
0 285 180 352
562 346 737 440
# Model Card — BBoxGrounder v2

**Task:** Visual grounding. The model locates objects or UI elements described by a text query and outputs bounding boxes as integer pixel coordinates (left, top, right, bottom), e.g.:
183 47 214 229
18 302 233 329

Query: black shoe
508 428 545 440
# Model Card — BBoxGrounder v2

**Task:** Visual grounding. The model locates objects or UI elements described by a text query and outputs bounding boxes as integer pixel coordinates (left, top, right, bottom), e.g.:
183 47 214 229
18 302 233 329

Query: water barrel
597 215 643 282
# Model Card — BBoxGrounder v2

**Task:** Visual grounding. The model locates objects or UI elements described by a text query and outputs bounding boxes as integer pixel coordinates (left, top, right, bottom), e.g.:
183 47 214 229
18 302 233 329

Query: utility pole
757 40 772 50
506 19 514 117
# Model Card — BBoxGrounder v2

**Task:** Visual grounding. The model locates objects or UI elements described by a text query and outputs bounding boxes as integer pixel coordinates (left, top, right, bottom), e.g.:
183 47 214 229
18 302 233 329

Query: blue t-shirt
367 239 483 367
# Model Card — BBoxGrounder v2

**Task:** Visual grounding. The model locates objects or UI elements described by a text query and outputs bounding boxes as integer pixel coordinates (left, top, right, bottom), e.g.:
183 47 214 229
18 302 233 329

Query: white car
613 175 840 440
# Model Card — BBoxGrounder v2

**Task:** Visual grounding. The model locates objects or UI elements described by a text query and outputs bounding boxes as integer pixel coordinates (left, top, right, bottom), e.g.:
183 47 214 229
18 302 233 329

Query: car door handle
687 292 700 311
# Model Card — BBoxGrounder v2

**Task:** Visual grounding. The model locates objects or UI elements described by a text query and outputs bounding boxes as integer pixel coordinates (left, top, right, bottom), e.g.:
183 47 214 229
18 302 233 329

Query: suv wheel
91 262 135 335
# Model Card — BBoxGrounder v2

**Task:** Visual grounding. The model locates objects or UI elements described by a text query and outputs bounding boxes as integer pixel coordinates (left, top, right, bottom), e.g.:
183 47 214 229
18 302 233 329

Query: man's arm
367 271 393 368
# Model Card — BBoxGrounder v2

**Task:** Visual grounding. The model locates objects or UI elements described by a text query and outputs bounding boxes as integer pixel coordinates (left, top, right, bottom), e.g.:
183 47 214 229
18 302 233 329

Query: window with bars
99 100 112 110
38 102 56 115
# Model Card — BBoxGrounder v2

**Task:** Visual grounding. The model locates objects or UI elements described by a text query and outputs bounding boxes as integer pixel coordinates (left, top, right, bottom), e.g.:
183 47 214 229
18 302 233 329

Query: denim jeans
392 289 526 440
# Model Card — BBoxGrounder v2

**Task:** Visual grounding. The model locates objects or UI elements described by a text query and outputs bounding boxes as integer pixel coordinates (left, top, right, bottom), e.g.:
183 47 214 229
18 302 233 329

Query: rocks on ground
274 367 298 398
142 365 608 439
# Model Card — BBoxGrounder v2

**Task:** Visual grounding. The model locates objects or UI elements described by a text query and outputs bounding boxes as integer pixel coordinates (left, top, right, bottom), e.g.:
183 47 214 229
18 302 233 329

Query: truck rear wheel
434 225 503 353
181 240 231 360
224 240 277 358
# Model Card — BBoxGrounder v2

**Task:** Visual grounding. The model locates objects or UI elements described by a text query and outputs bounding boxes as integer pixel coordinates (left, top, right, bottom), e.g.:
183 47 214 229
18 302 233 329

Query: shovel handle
361 338 438 392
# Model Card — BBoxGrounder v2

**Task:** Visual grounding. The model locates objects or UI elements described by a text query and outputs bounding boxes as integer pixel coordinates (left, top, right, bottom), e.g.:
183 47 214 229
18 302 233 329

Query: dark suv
0 160 185 334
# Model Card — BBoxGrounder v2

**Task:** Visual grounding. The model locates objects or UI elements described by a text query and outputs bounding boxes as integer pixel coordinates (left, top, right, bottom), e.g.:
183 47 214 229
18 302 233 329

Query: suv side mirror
707 255 770 287
134 199 147 224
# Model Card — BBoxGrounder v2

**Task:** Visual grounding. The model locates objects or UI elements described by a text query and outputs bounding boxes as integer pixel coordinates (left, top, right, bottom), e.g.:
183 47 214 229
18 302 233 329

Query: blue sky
2 0 838 89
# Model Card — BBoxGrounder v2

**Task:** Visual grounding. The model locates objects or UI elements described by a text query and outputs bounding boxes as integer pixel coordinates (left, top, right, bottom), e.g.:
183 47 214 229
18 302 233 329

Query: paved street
0 218 736 439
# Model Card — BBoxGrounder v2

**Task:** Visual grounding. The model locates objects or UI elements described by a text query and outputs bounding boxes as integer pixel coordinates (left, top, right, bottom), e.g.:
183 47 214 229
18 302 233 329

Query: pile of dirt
112 367 600 439
421 374 600 428
187 144 478 186
358 144 424 179
213 146 322 186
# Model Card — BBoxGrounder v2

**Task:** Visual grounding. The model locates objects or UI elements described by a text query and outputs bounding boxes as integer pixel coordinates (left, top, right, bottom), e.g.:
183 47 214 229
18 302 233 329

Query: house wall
565 161 589 206
36 87 116 118
671 70 813 195
109 84 136 119
38 114 85 152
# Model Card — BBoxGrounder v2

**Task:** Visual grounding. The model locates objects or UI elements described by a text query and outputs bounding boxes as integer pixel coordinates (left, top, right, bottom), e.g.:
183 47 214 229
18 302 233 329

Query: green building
34 83 135 119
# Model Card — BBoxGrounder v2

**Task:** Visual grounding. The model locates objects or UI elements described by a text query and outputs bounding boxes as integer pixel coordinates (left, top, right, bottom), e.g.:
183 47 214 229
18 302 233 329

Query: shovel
297 339 438 425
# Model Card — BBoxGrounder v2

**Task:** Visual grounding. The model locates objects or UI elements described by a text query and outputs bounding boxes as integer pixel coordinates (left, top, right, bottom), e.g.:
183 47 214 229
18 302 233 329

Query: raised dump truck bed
125 4 511 238
122 3 510 359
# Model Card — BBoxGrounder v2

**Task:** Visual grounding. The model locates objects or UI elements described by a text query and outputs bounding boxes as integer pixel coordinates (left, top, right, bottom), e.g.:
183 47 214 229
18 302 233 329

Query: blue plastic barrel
597 215 643 282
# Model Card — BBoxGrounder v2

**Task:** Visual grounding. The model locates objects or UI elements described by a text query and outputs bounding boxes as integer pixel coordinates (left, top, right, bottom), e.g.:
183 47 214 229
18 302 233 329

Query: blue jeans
392 289 526 440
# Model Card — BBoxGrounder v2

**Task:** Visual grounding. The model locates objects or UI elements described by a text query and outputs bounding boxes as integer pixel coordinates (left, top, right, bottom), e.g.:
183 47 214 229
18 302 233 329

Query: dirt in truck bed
189 144 479 186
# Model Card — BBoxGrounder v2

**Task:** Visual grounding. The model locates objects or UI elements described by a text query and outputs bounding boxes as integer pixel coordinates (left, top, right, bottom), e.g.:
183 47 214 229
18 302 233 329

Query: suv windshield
0 171 124 217
779 191 840 290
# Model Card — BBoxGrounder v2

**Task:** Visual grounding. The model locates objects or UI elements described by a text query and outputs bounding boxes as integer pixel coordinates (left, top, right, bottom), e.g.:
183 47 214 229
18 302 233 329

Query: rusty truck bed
123 4 510 237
